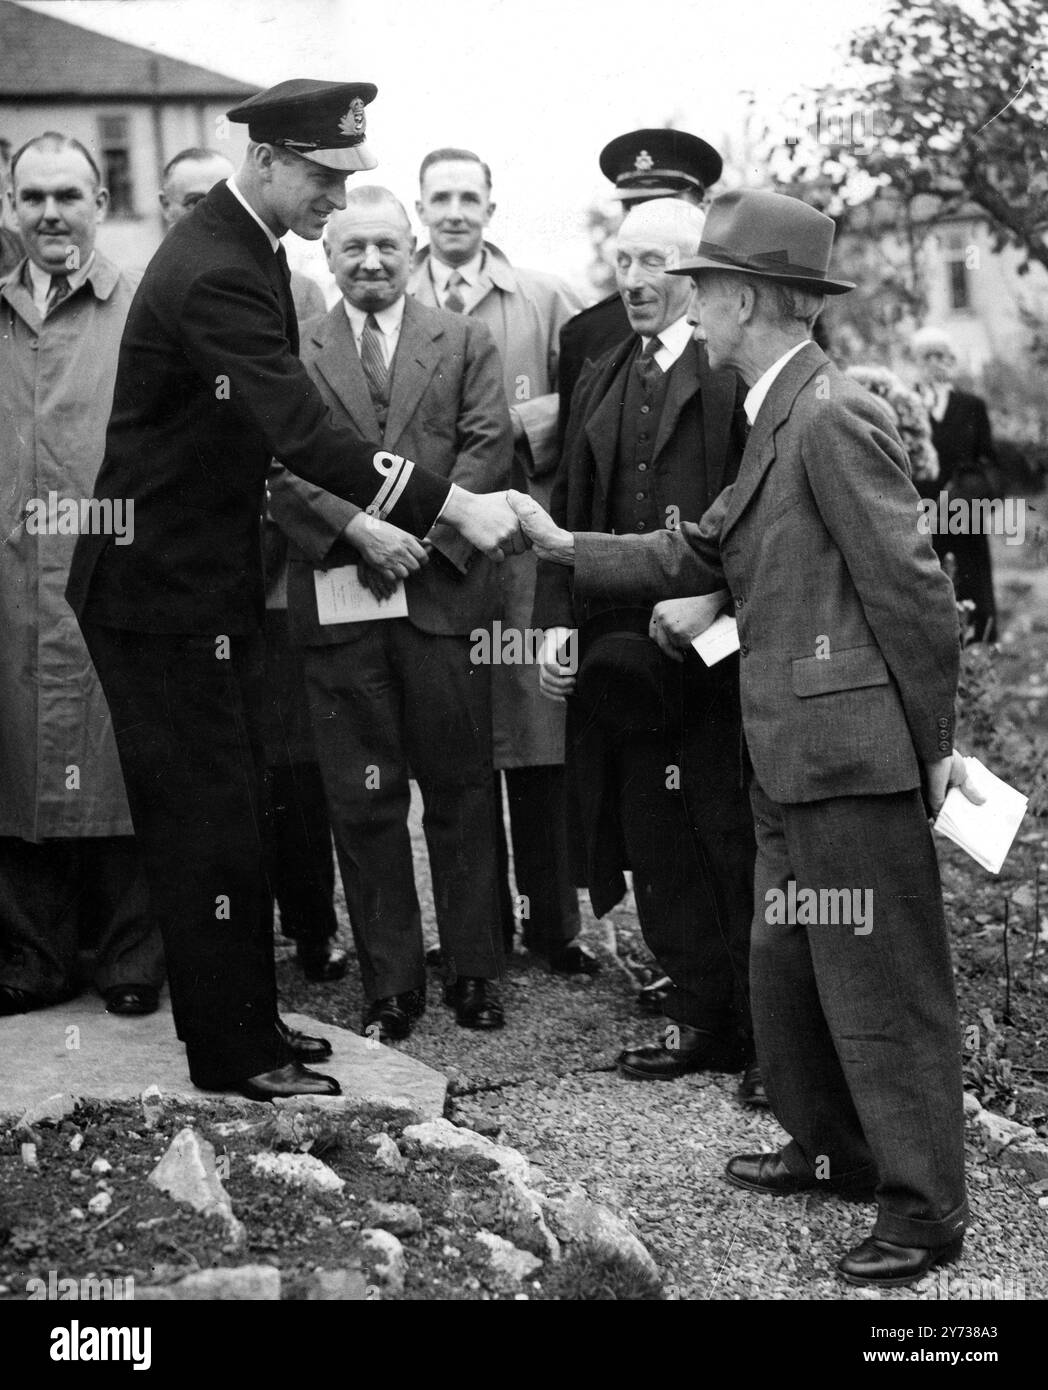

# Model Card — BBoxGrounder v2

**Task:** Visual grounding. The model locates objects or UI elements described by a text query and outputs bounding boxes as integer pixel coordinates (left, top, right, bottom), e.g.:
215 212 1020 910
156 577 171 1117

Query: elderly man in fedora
509 187 983 1289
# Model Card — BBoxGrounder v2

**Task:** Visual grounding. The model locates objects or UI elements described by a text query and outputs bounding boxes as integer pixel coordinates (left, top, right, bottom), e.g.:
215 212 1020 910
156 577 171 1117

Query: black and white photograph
0 0 1045 1351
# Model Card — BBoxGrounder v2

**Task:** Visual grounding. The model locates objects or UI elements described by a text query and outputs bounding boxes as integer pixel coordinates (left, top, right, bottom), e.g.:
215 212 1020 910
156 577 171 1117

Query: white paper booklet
690 613 741 666
314 566 408 624
933 756 1028 874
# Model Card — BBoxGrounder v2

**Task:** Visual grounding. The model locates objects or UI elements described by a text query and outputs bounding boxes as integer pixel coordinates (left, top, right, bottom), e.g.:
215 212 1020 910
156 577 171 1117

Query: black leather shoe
838 1235 964 1288
737 1060 770 1109
725 1151 877 1200
297 940 349 983
362 989 426 1044
238 1061 341 1102
444 978 504 1030
637 975 672 1015
103 985 159 1016
0 985 46 1016
276 1018 332 1062
547 943 601 976
618 1028 748 1080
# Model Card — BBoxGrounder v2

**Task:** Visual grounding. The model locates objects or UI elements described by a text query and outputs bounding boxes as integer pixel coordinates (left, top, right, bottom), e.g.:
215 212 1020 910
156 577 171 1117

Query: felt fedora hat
668 188 854 294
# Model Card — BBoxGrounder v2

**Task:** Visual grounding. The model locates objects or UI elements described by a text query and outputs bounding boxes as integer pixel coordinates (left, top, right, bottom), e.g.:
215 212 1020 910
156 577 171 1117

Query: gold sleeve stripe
378 456 415 518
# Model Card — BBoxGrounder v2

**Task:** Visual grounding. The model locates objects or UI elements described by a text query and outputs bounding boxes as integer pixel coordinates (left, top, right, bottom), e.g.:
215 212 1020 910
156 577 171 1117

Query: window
948 258 970 311
97 115 134 216
942 230 971 312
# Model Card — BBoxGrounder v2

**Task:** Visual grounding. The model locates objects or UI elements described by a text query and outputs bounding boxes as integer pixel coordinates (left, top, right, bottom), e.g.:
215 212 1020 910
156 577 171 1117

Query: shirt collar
26 249 96 302
641 314 694 371
429 249 484 291
226 177 281 253
744 340 811 426
342 295 406 339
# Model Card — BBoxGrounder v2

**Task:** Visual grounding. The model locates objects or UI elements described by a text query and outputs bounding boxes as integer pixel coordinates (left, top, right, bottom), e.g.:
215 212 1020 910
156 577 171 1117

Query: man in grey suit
268 186 513 1041
509 189 983 1290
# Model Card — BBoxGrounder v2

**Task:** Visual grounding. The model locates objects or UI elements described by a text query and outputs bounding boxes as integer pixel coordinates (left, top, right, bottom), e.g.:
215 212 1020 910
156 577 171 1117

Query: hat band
274 133 366 151
618 167 705 192
698 237 830 280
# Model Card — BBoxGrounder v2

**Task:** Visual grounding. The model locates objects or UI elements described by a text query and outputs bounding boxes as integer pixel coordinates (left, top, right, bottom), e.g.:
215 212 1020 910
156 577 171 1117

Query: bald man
532 199 760 1098
268 187 513 1038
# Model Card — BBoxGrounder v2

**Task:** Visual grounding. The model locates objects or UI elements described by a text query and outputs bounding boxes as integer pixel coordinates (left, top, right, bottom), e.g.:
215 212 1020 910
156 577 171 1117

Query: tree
773 0 1048 274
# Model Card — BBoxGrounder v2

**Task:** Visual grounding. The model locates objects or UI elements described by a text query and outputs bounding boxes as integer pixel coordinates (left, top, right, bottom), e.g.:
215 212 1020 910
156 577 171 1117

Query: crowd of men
1 77 993 1289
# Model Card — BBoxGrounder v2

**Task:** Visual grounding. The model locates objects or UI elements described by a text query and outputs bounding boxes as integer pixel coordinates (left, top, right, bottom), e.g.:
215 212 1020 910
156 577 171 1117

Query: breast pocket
764 488 805 525
791 645 890 697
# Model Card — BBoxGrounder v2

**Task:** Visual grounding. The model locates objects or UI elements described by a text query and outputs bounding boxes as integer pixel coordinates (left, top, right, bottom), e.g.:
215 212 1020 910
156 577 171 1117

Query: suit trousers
614 727 754 1038
494 766 581 954
0 835 164 1000
303 621 502 1001
263 763 339 946
78 621 292 1087
749 778 968 1248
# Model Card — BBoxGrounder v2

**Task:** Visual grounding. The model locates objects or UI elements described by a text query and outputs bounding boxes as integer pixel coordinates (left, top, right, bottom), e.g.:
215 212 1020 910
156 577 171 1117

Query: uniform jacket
572 343 961 805
66 181 449 636
532 333 746 915
0 253 138 839
268 296 513 644
410 240 584 767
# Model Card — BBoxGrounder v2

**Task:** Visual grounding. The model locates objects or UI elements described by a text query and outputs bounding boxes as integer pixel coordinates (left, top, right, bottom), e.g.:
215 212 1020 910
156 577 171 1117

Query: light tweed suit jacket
572 342 961 805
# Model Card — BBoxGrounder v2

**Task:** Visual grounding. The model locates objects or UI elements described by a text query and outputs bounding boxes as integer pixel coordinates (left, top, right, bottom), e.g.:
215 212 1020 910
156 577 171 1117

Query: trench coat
0 253 138 840
409 241 584 767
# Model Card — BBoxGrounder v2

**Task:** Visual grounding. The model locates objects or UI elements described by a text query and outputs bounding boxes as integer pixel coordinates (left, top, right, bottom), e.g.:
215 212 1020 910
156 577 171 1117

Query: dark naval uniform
67 83 452 1091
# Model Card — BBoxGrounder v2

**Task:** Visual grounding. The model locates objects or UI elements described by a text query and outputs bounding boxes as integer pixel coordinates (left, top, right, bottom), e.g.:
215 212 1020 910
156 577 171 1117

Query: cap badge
339 98 367 138
633 149 654 171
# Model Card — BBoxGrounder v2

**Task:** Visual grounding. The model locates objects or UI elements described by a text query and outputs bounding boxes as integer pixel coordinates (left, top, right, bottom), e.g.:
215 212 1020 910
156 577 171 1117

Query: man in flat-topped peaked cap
68 78 525 1104
557 128 724 446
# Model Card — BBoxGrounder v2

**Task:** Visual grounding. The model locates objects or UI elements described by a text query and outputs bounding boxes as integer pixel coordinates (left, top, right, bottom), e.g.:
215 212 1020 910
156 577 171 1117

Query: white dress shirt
226 177 280 253
343 296 406 368
428 250 485 312
26 251 96 317
640 314 695 374
744 339 812 426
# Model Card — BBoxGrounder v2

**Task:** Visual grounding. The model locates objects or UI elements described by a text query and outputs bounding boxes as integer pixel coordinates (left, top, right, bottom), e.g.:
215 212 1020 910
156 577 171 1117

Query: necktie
360 313 390 419
274 245 298 352
634 335 663 389
46 273 70 315
443 270 466 314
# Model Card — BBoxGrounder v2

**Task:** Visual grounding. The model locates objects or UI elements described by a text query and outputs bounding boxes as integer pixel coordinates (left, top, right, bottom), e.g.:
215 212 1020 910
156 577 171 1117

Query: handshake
344 487 576 592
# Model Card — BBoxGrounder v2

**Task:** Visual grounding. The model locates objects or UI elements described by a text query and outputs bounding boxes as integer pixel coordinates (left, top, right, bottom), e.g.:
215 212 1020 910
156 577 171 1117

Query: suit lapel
721 342 828 540
384 301 442 446
310 306 381 439
584 338 638 525
651 341 701 466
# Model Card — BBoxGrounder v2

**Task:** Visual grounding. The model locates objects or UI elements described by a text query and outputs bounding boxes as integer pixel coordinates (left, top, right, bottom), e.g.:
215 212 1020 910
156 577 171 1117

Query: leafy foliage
777 0 1048 272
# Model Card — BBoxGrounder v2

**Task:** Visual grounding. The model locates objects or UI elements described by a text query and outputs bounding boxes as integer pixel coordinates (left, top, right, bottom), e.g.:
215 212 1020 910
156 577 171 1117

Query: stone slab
0 996 446 1122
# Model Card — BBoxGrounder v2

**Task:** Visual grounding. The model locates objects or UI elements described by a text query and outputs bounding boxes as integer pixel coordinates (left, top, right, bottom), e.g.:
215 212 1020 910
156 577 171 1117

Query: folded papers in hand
690 613 741 666
314 566 407 624
933 756 1028 874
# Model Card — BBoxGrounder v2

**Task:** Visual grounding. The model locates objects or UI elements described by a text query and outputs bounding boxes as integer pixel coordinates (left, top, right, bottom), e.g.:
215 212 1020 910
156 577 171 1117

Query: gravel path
275 788 1047 1301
